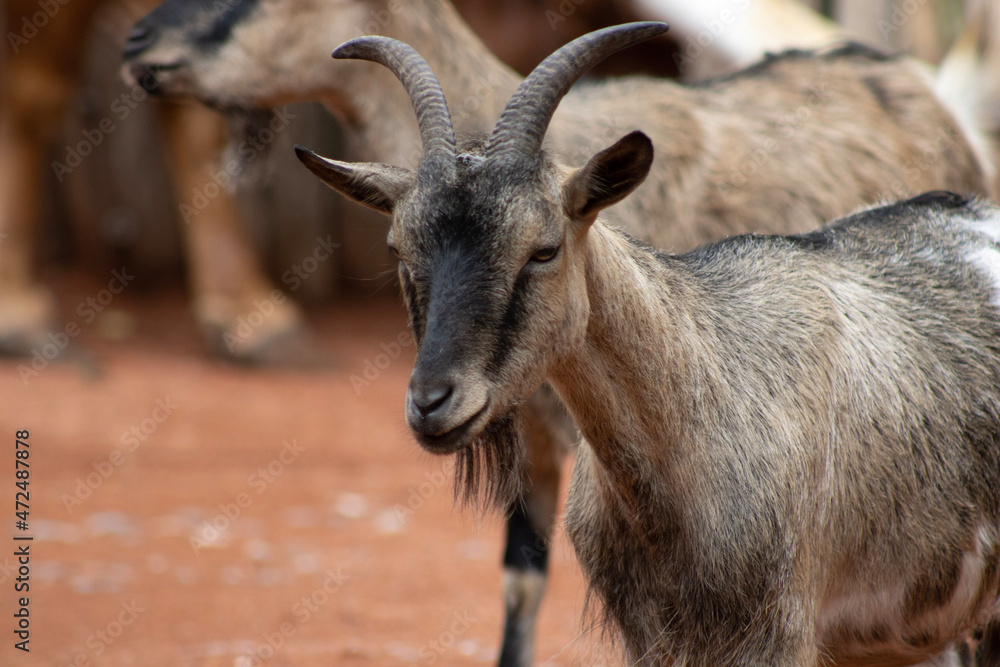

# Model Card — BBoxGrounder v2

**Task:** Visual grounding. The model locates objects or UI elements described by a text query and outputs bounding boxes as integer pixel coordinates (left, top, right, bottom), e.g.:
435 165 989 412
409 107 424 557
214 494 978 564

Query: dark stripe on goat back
822 41 898 62
802 192 974 244
680 191 978 282
899 190 974 211
503 501 549 572
786 229 833 251
862 75 895 113
834 192 978 244
689 41 898 88
831 192 976 241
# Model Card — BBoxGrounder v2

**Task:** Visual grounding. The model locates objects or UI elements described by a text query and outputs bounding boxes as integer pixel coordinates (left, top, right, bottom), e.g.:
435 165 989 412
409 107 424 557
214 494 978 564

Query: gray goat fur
295 23 1000 665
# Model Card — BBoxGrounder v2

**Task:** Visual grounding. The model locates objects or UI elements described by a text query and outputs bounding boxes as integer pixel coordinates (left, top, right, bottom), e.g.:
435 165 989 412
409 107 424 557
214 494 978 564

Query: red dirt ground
0 269 616 666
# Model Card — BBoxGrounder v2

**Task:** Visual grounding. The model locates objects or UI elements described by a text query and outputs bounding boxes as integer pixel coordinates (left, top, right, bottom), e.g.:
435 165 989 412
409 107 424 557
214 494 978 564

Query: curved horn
334 36 456 173
485 22 668 163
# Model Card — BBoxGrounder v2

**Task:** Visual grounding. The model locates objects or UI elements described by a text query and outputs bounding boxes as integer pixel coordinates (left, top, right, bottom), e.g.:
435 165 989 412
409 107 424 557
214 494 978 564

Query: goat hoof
209 323 335 369
196 294 335 369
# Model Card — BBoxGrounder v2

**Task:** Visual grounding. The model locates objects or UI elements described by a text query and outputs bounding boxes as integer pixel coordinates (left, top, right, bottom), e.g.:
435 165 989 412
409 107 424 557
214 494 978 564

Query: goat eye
530 246 560 263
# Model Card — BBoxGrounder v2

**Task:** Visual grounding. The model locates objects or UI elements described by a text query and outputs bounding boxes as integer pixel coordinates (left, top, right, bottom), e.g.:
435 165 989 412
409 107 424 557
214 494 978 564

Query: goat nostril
413 384 454 418
122 25 156 59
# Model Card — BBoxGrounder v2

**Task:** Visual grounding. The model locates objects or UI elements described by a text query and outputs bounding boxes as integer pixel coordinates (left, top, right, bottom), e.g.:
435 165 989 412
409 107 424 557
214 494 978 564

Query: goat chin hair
453 411 526 513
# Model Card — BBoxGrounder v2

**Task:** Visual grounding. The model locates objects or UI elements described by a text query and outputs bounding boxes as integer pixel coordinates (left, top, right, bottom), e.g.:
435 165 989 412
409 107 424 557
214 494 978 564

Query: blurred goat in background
1 0 343 366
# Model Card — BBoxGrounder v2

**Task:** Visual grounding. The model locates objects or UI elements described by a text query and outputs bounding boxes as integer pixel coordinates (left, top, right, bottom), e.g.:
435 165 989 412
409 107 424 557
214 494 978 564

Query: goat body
295 25 1000 665
558 192 1000 664
1 0 314 363
553 44 993 249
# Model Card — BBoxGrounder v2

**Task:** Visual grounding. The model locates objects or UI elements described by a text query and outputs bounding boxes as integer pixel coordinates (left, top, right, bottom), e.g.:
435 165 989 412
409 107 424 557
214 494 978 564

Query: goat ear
295 145 415 215
563 131 653 224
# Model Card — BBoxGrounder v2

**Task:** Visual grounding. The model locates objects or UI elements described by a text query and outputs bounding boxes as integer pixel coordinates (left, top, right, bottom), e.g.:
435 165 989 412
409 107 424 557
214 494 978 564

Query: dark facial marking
486 273 530 380
195 0 262 48
130 0 262 51
399 266 424 343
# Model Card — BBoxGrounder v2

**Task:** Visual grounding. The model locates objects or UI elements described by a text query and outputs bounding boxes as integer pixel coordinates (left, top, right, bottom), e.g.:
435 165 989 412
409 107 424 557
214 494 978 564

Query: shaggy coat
557 191 1000 664
295 27 1000 665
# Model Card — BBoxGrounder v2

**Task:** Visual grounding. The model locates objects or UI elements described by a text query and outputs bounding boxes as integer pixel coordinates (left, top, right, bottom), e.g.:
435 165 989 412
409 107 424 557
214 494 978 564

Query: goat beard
453 410 526 513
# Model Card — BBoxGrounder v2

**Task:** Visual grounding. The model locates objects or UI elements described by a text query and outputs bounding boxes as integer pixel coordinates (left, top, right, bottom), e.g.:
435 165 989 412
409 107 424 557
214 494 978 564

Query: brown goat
0 0 310 363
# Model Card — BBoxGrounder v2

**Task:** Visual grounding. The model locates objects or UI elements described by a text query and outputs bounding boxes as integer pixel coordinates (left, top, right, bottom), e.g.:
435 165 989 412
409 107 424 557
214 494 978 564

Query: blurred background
5 0 971 318
0 0 986 665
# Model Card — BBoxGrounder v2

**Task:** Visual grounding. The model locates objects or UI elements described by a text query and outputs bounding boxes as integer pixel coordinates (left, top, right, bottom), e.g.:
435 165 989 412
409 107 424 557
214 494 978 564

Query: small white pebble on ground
242 539 272 562
334 492 369 519
374 507 406 534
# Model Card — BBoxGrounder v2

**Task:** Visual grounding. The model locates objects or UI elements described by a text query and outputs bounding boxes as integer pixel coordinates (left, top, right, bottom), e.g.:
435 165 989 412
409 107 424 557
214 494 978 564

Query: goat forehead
402 165 557 256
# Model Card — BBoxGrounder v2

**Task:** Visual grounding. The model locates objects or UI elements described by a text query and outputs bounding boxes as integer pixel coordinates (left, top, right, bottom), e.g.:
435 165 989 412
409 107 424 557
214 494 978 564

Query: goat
0 0 316 364
122 2 996 664
296 23 1000 665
